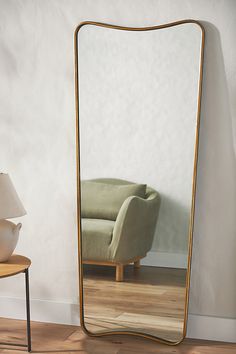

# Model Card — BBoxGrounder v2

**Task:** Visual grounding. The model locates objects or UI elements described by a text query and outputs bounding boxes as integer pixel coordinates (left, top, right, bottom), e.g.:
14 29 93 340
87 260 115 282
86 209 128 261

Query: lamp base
0 220 22 262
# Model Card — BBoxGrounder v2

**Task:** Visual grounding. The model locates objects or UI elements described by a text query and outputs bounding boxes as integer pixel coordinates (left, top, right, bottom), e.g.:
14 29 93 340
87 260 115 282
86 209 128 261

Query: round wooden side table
0 255 32 352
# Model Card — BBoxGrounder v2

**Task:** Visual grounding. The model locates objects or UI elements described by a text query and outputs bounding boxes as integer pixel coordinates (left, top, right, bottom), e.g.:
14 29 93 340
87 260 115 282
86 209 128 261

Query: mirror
75 20 204 344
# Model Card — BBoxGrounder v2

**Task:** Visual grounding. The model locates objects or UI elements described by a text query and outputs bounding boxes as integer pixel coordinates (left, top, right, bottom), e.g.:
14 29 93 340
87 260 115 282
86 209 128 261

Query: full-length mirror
75 21 204 344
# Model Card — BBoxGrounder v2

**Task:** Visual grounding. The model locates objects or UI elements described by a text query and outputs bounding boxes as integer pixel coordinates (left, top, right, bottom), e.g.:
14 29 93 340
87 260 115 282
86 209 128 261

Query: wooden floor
0 317 236 353
83 265 186 341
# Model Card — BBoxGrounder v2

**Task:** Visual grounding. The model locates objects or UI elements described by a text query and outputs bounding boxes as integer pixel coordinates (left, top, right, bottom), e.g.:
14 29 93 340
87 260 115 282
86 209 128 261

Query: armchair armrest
108 192 161 263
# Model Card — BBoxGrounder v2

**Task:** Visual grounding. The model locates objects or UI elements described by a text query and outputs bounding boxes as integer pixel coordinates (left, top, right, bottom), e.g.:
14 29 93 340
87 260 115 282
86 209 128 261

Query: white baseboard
187 314 236 343
1 296 235 343
0 296 80 326
141 251 187 269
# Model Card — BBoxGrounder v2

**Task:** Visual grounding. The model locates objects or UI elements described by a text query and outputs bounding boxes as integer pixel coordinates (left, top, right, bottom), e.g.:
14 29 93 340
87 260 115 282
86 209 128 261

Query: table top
0 255 31 279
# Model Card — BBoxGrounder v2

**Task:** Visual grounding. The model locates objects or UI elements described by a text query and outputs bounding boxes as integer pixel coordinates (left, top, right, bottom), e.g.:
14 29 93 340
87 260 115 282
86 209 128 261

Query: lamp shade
0 173 26 219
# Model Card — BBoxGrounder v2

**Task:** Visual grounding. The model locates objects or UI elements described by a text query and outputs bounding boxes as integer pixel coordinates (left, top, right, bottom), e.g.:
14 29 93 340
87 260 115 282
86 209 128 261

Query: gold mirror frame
74 20 205 346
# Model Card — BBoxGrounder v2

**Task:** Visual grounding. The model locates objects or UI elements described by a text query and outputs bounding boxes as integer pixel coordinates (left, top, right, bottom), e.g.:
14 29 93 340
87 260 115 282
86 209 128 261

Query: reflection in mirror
75 21 204 343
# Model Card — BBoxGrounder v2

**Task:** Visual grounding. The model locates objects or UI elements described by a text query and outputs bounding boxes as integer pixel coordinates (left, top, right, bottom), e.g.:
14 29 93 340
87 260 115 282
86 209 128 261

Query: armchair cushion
81 180 146 221
82 218 115 261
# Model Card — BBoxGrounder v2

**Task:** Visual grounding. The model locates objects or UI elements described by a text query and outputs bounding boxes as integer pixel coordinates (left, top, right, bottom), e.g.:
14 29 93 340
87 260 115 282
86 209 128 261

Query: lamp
0 173 26 262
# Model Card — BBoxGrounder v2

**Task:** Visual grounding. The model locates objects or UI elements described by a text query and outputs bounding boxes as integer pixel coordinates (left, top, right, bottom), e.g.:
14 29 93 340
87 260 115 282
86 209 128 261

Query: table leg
25 269 31 352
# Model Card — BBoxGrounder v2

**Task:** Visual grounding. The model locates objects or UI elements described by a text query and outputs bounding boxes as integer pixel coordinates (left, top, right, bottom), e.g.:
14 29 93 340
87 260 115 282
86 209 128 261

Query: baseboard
141 251 187 269
1 296 235 343
187 314 236 343
0 296 80 326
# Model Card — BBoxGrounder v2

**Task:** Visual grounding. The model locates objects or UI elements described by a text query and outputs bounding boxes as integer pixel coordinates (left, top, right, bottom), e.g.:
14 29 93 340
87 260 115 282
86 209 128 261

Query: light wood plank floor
83 265 186 341
0 317 236 353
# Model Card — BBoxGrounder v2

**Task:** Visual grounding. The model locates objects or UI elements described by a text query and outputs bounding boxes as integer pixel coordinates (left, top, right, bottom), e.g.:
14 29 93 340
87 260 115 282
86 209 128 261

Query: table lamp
0 173 26 262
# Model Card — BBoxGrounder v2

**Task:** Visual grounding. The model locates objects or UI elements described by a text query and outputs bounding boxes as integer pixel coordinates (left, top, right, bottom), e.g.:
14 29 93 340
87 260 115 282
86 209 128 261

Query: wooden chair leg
116 264 124 282
134 259 140 268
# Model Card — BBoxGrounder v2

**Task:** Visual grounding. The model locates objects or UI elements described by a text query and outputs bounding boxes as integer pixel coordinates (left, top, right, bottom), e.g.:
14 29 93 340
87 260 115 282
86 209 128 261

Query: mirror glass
76 22 203 343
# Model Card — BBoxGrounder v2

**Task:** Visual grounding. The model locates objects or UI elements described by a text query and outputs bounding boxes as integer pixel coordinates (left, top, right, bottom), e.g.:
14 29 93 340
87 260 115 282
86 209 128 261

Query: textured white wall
79 24 201 255
0 0 235 326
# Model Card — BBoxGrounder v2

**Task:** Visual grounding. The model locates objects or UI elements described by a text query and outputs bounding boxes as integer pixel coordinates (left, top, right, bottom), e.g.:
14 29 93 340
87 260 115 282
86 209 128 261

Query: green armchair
81 178 161 281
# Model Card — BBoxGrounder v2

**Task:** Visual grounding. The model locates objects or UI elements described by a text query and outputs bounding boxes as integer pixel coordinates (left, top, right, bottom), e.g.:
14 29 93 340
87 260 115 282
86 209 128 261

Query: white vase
0 219 22 262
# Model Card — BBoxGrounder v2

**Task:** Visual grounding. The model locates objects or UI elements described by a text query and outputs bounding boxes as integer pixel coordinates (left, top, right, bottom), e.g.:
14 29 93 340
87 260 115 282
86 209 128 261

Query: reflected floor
83 264 186 342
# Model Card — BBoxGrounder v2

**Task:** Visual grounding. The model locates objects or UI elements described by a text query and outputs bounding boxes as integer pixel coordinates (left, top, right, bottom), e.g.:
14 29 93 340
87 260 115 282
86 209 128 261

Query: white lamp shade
0 173 26 219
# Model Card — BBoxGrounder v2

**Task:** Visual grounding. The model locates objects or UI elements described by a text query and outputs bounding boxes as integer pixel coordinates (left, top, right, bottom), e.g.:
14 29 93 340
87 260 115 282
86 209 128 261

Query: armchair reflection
81 178 161 281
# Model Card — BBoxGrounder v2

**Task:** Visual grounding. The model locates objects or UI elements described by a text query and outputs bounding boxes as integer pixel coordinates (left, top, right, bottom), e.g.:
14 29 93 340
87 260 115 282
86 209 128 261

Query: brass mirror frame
74 20 205 346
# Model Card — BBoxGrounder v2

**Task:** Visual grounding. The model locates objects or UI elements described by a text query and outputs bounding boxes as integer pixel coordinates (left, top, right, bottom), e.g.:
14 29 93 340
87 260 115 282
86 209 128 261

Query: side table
0 255 31 352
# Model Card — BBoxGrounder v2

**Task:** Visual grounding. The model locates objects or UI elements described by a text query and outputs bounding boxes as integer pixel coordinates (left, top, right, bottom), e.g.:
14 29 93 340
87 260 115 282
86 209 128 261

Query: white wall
0 0 236 342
